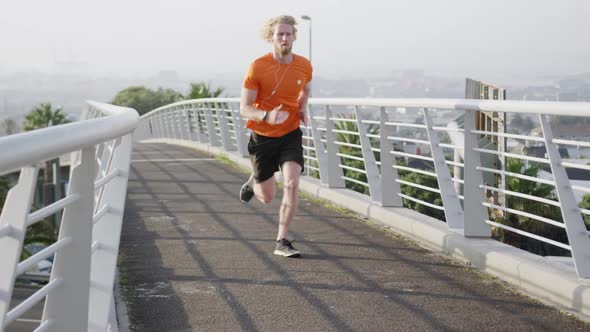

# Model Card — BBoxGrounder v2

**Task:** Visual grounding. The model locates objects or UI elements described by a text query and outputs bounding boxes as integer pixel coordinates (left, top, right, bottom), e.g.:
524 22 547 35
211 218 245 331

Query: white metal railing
136 97 590 279
0 101 139 331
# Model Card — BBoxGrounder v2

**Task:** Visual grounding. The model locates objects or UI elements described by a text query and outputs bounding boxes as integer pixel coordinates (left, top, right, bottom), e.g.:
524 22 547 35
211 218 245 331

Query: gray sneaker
239 174 255 203
285 232 296 243
274 238 300 258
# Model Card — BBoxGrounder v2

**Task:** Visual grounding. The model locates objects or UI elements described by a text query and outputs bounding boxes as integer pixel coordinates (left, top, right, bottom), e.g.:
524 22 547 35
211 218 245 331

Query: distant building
521 145 569 160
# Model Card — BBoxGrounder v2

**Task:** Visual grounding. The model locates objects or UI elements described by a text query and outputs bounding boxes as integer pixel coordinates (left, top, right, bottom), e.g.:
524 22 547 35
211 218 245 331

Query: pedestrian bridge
1 98 590 331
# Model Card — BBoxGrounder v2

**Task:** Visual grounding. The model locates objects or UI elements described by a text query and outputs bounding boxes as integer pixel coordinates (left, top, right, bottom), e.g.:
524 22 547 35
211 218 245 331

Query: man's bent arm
240 88 266 122
298 82 312 126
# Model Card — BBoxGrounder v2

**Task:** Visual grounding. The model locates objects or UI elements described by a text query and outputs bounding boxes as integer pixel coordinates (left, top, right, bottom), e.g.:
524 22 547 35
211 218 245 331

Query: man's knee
254 176 276 204
258 194 273 204
283 179 299 194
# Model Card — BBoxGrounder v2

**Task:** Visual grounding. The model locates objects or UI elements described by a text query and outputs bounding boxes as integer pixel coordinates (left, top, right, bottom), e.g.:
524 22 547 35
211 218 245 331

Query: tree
333 114 379 195
0 176 9 213
492 159 567 256
22 103 71 187
332 114 444 220
1 117 18 135
579 194 590 227
186 82 224 99
22 103 69 131
22 103 71 234
185 82 226 136
110 86 183 115
0 174 55 261
396 162 446 221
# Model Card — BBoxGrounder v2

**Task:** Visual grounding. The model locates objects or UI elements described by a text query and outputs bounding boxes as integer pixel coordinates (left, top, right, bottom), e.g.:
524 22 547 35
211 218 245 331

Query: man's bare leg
276 161 301 241
253 175 276 204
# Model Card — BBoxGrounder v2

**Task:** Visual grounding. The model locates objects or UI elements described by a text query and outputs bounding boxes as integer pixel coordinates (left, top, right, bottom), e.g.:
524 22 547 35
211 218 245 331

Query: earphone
260 62 291 109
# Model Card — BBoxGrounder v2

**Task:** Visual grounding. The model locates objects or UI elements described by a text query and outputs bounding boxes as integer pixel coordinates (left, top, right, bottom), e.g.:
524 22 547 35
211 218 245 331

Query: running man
239 15 312 258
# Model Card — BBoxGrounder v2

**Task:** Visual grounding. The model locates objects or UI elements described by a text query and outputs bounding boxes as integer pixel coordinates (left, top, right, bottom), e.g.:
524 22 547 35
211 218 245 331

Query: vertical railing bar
230 102 249 157
42 147 95 331
216 102 233 151
354 106 381 202
380 106 403 207
540 114 590 278
424 108 464 231
325 105 345 188
462 110 492 237
88 133 134 331
0 166 39 328
204 103 220 146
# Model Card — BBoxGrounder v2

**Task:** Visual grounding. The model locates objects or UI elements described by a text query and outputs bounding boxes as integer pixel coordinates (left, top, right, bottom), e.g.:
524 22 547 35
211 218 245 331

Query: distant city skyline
1 0 589 82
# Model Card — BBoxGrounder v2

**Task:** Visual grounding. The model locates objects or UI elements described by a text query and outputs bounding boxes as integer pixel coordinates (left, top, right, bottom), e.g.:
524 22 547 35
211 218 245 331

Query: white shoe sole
273 250 301 257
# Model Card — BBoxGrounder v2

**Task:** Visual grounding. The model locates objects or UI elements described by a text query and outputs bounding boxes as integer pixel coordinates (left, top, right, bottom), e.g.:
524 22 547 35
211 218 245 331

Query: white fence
0 102 139 332
136 97 590 279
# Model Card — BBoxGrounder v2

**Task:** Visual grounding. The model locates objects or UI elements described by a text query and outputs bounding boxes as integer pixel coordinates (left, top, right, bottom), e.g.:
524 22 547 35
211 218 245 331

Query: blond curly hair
260 15 298 42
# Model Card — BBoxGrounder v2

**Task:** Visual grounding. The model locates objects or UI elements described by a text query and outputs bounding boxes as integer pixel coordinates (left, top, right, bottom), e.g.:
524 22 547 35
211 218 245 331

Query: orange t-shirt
243 53 312 137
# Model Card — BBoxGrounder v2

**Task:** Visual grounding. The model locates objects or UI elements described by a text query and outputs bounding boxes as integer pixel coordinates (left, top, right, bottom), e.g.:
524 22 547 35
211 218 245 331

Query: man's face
272 23 294 56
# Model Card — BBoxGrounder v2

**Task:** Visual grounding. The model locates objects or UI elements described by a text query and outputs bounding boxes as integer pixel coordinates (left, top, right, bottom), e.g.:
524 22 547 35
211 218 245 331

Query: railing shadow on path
118 142 588 331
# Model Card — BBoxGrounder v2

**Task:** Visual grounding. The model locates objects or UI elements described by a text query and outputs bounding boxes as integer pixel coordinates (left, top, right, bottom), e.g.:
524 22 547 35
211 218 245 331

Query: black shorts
248 128 304 183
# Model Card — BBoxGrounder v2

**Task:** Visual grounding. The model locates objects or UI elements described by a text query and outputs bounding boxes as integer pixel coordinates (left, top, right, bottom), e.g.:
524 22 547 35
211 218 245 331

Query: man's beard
277 45 292 55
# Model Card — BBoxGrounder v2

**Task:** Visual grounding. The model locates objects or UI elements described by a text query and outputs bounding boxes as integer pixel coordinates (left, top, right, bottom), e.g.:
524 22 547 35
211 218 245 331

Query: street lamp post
300 15 312 176
300 15 312 62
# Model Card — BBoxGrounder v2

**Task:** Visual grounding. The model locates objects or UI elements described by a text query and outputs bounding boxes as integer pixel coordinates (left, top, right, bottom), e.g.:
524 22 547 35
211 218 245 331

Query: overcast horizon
2 0 589 84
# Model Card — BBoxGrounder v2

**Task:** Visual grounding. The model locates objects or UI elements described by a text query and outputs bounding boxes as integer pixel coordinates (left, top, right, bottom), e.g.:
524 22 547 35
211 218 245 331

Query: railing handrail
145 97 590 118
0 101 139 331
0 101 139 174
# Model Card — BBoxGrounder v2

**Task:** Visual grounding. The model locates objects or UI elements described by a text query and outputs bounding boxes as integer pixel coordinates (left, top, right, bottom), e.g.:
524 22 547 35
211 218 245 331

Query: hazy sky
1 0 589 80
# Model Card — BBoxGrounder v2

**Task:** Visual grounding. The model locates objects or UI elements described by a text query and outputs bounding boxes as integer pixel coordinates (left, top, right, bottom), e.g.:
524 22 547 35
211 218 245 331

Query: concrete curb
111 269 130 332
141 138 590 320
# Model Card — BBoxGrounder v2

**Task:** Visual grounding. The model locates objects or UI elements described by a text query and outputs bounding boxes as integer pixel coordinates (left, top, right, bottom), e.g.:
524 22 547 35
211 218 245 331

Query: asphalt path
118 142 589 331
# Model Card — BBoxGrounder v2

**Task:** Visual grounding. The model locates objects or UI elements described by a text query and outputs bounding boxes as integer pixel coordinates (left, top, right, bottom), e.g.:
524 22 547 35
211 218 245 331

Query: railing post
157 113 165 139
177 106 185 140
169 108 176 139
540 114 590 278
379 107 403 207
94 140 116 213
173 107 181 140
0 166 38 329
204 103 220 146
198 105 208 144
151 114 159 139
88 134 133 331
325 105 345 188
184 106 194 141
308 106 328 184
355 106 381 202
178 106 186 140
162 110 172 138
42 147 95 331
230 103 249 157
215 102 233 151
180 106 189 140
462 110 492 237
424 108 464 231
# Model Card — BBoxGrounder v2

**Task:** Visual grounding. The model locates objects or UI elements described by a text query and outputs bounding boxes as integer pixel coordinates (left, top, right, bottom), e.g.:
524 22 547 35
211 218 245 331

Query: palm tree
22 103 69 131
186 82 225 136
22 103 70 185
186 82 224 99
22 103 70 233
